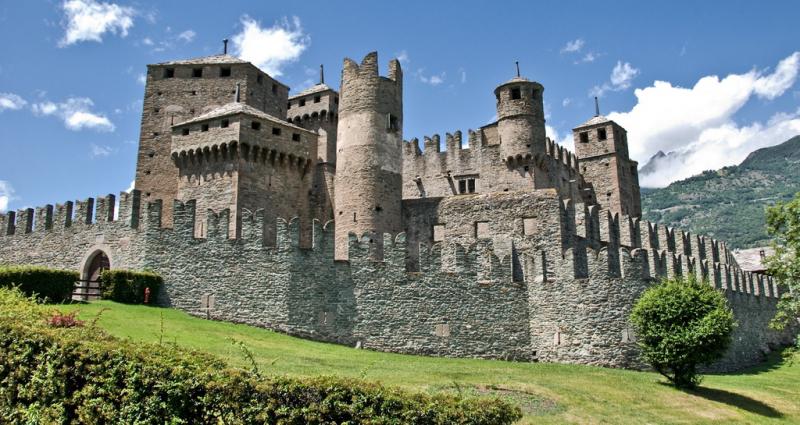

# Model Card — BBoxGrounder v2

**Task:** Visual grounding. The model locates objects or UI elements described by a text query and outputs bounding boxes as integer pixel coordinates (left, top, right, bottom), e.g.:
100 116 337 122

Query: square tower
573 115 641 217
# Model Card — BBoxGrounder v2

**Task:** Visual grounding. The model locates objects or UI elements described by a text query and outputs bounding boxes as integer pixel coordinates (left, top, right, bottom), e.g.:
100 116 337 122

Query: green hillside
61 301 800 424
641 136 800 249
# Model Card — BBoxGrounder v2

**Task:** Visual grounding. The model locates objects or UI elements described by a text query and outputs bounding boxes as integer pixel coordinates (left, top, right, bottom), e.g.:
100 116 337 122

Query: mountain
640 135 800 249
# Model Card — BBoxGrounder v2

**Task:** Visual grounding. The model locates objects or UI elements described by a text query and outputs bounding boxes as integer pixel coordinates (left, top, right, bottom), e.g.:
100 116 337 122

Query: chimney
594 96 600 117
223 38 229 55
515 61 520 77
320 64 325 85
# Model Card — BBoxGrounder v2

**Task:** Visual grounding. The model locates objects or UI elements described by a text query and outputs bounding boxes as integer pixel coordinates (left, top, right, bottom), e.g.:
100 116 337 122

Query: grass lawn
62 301 800 424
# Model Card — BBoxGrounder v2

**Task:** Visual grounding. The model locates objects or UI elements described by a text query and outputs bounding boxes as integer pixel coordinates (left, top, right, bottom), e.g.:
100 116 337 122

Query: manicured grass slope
64 301 800 424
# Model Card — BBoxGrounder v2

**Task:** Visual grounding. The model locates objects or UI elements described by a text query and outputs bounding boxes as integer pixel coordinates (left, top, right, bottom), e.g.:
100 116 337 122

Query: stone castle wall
0 191 792 371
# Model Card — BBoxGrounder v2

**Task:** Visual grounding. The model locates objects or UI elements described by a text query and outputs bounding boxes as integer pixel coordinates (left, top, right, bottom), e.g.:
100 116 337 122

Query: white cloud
136 73 146 85
459 68 467 84
126 180 135 193
90 143 114 158
562 97 572 107
0 181 14 212
606 51 800 187
0 93 27 112
59 0 135 47
32 97 115 132
561 39 584 53
590 60 640 97
141 37 153 46
177 29 196 43
580 52 598 63
396 50 410 64
546 124 574 152
415 69 446 86
231 16 310 77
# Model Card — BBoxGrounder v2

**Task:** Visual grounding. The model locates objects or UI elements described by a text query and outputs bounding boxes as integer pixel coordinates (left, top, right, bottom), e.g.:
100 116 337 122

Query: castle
0 50 794 371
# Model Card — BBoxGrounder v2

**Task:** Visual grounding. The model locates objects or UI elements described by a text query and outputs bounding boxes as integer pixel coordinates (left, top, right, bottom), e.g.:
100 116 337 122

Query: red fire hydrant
144 287 151 304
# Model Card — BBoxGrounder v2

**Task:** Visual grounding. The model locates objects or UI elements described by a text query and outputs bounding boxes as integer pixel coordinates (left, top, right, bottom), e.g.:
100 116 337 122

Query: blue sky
1 0 799 212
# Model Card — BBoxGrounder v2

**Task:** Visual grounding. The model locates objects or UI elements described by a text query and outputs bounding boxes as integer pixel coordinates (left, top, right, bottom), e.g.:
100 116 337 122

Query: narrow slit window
467 178 476 193
272 83 278 94
387 114 399 131
458 180 467 194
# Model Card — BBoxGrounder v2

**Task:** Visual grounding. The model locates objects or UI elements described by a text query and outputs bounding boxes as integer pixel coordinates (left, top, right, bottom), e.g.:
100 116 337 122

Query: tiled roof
289 83 336 99
576 115 611 128
173 102 312 133
154 54 249 66
732 247 774 272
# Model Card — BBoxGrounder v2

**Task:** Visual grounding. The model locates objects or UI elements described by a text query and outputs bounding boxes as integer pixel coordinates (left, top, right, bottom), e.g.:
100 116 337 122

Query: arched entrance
77 249 111 301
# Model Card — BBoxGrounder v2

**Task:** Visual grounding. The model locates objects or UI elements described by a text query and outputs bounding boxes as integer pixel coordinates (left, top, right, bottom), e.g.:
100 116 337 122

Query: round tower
494 75 546 160
334 52 403 259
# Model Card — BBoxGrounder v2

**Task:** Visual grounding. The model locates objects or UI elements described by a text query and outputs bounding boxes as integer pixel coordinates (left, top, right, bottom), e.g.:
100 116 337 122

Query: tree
630 275 736 388
765 192 800 330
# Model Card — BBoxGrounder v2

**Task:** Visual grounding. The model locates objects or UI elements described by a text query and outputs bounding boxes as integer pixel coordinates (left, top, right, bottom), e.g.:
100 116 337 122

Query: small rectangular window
220 67 231 77
598 127 607 140
251 121 261 130
334 96 339 104
272 83 278 95
467 178 476 193
299 99 306 107
511 87 521 99
314 95 321 103
181 128 190 136
287 102 292 109
201 124 209 132
163 68 175 78
257 74 263 84
387 114 399 131
579 131 589 143
458 180 467 194
272 127 281 136
192 68 203 78
292 133 301 142
220 119 229 128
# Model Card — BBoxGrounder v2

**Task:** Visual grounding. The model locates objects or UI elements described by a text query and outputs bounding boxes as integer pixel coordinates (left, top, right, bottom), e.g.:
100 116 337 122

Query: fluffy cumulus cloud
231 16 310 77
0 93 27 111
0 181 14 212
32 97 115 132
177 29 196 43
59 0 135 47
607 51 800 187
591 61 640 97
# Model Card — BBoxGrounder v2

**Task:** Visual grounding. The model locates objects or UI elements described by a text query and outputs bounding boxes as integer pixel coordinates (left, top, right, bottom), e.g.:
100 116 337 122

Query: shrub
630 274 736 388
0 265 77 302
101 269 163 304
0 287 522 424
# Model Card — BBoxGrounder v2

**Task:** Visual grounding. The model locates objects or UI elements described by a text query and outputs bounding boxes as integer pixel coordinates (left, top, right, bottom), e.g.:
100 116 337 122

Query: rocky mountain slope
640 136 800 249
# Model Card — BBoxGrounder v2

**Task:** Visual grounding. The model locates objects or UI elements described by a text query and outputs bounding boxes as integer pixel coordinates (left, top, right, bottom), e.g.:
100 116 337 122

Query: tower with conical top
494 63 547 161
334 52 403 260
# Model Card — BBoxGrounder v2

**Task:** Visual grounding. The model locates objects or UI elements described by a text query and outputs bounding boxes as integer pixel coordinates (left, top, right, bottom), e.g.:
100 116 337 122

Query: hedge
0 288 522 424
0 265 77 302
101 269 163 304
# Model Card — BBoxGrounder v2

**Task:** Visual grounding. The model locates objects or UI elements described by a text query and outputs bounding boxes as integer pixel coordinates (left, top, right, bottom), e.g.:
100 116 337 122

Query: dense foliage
0 288 521 424
764 192 800 330
630 275 736 388
641 136 800 249
101 269 163 304
0 265 77 302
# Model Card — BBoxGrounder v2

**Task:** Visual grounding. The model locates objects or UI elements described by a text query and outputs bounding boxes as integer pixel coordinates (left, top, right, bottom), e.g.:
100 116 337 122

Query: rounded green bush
630 274 736 388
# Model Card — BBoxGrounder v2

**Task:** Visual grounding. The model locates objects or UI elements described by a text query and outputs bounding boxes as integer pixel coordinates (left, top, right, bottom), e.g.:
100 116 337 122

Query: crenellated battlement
0 191 142 236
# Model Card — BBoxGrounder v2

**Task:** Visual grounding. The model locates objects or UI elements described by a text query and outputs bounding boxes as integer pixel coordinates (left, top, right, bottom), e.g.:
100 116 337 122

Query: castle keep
0 51 794 371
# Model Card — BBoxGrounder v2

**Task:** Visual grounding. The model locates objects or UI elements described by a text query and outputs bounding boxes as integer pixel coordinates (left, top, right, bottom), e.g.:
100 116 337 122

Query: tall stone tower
573 111 641 217
135 53 289 224
494 74 546 160
334 52 403 259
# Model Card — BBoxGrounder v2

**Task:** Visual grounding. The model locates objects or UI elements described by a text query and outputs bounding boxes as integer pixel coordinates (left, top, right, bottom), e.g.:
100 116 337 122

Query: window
579 131 589 143
433 224 445 242
299 99 306 107
272 127 281 136
475 222 490 239
163 68 175 78
468 178 476 193
598 127 607 140
192 68 203 78
201 124 209 132
458 178 476 194
181 128 190 136
387 114 399 131
219 67 231 77
292 133 301 142
511 87 521 99
190 90 197 96
220 119 229 128
334 96 339 104
314 95 321 103
251 121 261 130
272 83 278 94
153 108 160 113
287 102 292 109
532 89 539 100
257 74 263 84
148 151 155 158
458 180 467 194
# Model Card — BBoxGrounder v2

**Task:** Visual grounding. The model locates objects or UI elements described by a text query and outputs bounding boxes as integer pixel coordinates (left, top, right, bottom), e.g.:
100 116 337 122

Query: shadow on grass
688 386 783 418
